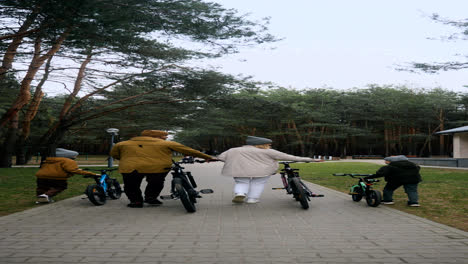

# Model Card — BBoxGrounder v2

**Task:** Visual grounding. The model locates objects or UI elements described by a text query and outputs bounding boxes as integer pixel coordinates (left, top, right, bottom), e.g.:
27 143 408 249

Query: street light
106 128 119 168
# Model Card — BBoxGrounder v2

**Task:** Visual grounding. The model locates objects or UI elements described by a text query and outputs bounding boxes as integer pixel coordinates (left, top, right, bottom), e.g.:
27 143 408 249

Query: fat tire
85 184 106 206
366 190 382 207
174 179 196 213
107 179 122 199
351 186 363 202
291 178 309 209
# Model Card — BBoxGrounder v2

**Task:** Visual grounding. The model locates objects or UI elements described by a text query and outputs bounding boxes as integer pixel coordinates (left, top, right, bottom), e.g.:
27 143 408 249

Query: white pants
233 176 271 199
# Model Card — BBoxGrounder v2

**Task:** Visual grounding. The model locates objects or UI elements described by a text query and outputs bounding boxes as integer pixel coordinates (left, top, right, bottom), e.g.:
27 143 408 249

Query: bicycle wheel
366 190 382 207
351 186 363 202
174 179 196 213
107 179 122 199
290 178 309 209
85 184 106 206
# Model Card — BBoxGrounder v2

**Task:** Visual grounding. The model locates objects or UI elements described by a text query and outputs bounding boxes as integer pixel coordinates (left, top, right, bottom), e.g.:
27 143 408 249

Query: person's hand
205 158 219 163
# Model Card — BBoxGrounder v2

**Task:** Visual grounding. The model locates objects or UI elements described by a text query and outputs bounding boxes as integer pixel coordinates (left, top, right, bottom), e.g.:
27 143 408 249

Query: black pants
122 171 169 203
36 178 68 197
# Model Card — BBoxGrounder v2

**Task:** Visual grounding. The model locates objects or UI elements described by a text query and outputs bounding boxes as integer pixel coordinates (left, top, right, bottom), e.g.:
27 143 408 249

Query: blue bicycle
83 168 122 206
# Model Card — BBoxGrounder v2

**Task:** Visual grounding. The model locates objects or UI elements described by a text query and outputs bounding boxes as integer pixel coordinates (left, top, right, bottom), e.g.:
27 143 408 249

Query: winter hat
384 155 409 162
246 136 272 146
55 148 79 158
141 130 169 138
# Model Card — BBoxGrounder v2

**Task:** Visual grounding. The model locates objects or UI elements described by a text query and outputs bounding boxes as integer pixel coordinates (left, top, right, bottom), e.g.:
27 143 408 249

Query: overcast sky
206 0 468 92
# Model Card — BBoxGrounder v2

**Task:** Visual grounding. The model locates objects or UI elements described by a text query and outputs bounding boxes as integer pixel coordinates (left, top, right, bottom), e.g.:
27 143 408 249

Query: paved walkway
1 162 467 264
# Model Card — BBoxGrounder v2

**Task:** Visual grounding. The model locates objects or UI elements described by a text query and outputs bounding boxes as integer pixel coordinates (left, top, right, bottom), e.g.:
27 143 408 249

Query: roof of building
434 126 468 135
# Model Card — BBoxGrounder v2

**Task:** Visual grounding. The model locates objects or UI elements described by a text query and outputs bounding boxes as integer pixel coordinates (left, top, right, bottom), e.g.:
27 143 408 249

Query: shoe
36 194 50 203
408 203 420 207
246 198 259 204
127 202 143 208
144 199 163 205
232 193 246 203
382 201 395 205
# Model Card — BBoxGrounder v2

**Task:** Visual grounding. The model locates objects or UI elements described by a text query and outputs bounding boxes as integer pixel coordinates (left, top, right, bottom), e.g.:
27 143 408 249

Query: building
408 126 468 168
434 126 468 159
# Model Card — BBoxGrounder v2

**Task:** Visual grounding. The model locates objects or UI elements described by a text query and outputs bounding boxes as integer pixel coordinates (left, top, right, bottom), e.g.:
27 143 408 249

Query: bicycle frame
83 168 121 206
160 160 213 212
90 169 118 190
333 173 381 207
170 163 198 197
346 174 378 195
279 162 319 198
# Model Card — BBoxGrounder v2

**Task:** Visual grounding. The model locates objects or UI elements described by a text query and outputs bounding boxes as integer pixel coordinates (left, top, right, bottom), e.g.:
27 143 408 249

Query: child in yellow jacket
35 148 97 203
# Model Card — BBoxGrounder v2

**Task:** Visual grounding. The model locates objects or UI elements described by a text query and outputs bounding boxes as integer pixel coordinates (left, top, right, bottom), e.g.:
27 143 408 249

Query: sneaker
408 203 420 207
144 199 163 205
382 201 395 205
232 193 246 203
246 198 259 204
127 202 143 208
36 194 50 203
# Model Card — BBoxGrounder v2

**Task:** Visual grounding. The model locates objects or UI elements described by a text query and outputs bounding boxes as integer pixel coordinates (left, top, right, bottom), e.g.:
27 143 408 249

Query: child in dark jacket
35 148 97 203
366 155 422 207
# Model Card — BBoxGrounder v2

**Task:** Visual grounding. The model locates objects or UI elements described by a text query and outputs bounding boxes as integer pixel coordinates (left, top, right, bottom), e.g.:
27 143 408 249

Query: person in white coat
217 136 322 204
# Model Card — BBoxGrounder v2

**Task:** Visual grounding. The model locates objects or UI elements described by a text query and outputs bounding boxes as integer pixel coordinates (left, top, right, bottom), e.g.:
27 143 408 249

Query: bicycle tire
85 184 106 206
174 179 196 213
366 190 382 207
107 179 122 199
351 186 363 202
290 177 309 209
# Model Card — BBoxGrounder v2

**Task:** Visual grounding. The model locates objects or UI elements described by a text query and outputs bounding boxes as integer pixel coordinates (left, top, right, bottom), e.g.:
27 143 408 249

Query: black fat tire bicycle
273 162 323 210
160 160 213 213
333 173 382 207
83 168 122 206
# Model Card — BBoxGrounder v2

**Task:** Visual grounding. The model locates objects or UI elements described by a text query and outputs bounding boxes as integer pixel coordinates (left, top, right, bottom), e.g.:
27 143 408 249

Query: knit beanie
55 148 79 158
384 155 409 162
246 136 272 146
141 130 169 138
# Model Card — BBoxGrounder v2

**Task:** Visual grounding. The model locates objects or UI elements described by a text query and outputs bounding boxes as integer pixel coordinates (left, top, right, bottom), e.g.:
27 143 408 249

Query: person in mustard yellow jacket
35 148 98 203
110 130 214 208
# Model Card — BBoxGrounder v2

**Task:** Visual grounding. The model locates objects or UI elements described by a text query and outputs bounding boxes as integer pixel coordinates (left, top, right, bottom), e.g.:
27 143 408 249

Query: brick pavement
1 162 467 264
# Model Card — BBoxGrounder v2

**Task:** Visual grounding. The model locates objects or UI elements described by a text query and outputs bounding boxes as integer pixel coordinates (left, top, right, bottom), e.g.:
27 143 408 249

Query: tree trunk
60 50 93 119
0 28 70 128
0 5 41 78
0 114 19 168
438 109 445 155
290 120 305 156
384 121 390 156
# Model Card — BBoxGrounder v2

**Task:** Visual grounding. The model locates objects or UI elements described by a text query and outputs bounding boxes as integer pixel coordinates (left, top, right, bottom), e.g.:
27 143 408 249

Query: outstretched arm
169 142 213 160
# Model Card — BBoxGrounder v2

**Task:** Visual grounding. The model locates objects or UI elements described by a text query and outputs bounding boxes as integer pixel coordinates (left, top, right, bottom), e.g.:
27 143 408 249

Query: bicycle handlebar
83 168 118 173
333 173 375 178
279 161 297 164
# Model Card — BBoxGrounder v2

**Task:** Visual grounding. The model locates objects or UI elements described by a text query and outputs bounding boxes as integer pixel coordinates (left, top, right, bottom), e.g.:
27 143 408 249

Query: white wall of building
453 132 468 158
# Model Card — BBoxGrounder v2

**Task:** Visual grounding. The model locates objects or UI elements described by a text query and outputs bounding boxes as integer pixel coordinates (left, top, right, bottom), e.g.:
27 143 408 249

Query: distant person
217 136 323 204
110 130 215 208
365 155 422 207
35 148 98 203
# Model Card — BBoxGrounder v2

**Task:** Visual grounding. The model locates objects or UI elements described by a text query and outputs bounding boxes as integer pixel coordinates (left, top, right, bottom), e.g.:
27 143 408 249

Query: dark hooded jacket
371 160 422 184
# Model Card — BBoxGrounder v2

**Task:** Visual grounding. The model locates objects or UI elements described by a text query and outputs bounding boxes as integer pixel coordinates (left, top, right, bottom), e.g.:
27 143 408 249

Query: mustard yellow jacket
110 136 212 173
35 157 96 180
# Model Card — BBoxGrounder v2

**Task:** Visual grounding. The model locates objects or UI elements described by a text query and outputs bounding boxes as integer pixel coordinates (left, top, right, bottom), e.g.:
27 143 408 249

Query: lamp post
106 128 119 168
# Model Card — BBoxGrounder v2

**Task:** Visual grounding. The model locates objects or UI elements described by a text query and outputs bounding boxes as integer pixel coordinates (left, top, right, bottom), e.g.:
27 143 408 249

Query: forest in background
1 1 467 167
3 83 465 160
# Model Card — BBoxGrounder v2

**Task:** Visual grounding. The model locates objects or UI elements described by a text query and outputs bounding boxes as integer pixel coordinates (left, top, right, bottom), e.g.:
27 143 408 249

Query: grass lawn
1 160 467 232
0 166 123 216
295 162 468 232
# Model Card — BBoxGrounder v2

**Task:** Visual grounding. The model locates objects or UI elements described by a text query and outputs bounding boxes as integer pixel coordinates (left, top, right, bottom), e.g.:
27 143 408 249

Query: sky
205 0 468 92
